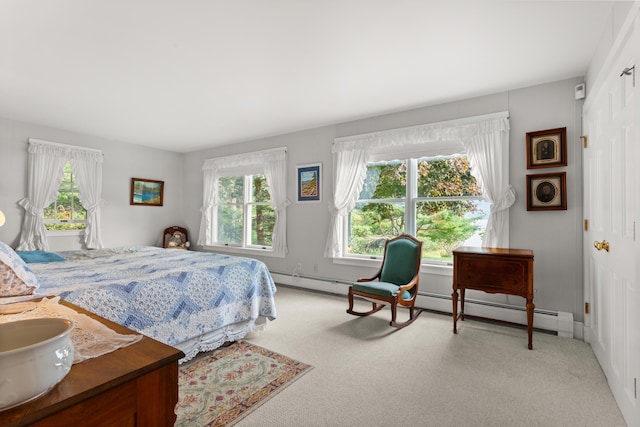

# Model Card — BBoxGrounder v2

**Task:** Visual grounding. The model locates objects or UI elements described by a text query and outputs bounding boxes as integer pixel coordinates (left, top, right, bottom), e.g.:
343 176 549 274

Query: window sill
332 256 453 277
46 230 85 237
201 245 284 258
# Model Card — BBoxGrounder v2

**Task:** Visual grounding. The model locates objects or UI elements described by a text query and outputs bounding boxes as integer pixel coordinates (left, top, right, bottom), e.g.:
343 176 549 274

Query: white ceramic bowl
0 318 74 411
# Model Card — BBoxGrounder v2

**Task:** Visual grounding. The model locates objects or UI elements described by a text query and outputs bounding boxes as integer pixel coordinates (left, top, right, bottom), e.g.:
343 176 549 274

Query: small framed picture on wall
526 172 567 211
130 177 164 206
296 163 321 202
526 127 567 169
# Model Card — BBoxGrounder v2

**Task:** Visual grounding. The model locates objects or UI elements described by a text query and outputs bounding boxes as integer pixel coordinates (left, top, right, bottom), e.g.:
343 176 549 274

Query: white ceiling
0 1 620 153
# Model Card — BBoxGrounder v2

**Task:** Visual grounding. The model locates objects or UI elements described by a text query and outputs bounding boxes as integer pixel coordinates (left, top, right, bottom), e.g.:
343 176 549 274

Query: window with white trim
17 138 104 251
215 174 275 248
348 154 487 263
44 162 87 231
325 112 513 263
198 147 289 256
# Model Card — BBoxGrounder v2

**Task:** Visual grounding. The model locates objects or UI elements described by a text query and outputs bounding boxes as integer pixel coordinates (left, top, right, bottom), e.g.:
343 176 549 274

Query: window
325 112 512 262
349 160 406 255
44 162 87 231
17 138 103 251
199 147 288 256
348 155 488 263
215 174 275 248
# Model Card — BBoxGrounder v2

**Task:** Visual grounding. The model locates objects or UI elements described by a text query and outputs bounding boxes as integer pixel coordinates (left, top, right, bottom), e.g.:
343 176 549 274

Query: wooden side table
0 301 184 427
452 246 535 349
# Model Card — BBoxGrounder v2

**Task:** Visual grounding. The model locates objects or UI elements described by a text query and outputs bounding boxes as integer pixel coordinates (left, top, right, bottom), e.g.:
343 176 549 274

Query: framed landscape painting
297 163 321 202
130 178 164 206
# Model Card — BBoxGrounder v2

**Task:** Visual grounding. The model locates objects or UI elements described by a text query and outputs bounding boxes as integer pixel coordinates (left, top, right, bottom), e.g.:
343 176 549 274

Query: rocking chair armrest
396 276 419 292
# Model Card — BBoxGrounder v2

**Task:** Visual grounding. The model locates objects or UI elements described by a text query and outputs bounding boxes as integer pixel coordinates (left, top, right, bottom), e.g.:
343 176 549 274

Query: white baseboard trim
272 273 577 338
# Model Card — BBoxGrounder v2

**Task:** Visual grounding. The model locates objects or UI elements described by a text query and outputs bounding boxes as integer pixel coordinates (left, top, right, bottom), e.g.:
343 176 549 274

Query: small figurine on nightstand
167 231 190 250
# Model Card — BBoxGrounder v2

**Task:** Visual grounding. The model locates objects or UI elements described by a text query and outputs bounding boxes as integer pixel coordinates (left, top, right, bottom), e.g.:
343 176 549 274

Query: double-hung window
348 155 487 263
199 147 289 256
325 112 513 265
216 174 275 248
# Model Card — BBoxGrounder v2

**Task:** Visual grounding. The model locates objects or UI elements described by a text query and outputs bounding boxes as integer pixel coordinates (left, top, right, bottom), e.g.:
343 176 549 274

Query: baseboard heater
271 272 575 339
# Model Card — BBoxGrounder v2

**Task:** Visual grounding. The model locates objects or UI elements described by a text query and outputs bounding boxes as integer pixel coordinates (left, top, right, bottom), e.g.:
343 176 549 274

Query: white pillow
0 241 39 297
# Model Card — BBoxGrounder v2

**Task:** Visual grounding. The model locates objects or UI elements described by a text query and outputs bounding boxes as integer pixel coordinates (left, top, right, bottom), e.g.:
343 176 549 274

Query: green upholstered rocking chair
347 234 423 328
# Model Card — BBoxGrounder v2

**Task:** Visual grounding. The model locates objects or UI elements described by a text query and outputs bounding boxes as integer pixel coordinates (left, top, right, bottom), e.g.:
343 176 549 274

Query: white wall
0 78 586 323
0 116 186 250
183 77 586 323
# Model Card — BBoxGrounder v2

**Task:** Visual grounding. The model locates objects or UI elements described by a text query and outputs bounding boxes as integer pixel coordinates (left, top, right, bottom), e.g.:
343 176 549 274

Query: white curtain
263 150 290 256
17 140 104 251
70 150 104 249
197 167 218 247
198 147 290 256
323 148 369 258
17 144 68 251
461 122 515 247
324 112 512 257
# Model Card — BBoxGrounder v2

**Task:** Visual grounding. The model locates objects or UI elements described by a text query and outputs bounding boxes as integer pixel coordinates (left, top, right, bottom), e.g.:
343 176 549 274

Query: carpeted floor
174 340 312 427
235 285 627 427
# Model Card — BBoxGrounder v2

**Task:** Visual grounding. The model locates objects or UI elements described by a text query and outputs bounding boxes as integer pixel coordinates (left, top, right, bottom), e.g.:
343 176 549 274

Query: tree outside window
348 156 487 262
43 162 86 231
215 174 275 248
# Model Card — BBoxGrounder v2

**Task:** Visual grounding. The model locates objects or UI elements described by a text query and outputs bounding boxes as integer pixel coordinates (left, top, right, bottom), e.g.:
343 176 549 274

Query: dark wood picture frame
526 127 567 169
526 172 566 211
130 178 164 206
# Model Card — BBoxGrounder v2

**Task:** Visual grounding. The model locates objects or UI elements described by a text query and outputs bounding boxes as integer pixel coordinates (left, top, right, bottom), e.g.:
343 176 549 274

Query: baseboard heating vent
271 272 575 338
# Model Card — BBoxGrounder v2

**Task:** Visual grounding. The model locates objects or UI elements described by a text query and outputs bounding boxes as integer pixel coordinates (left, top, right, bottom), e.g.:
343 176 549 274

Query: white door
583 15 639 426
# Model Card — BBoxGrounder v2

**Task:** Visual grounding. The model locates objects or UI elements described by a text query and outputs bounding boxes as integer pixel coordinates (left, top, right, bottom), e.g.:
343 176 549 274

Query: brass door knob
594 240 610 252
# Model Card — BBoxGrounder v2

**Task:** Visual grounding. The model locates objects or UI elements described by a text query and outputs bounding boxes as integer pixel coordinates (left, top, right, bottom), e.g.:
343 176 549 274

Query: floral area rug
175 341 313 426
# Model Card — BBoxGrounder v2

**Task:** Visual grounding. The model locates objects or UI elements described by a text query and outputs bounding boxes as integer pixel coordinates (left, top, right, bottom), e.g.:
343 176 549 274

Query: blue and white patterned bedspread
29 246 277 348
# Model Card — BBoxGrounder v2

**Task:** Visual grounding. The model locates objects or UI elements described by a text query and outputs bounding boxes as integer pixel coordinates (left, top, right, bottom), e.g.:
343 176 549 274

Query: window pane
359 161 406 200
216 204 243 244
44 162 86 231
417 157 482 197
251 204 275 246
252 175 270 203
59 181 73 192
212 174 277 249
72 194 87 220
57 195 72 219
216 176 244 244
218 176 244 203
348 201 405 256
44 202 56 221
416 199 488 262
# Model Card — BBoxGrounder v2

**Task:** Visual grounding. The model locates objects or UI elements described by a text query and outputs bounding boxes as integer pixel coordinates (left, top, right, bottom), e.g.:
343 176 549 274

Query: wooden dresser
452 246 535 349
0 301 184 427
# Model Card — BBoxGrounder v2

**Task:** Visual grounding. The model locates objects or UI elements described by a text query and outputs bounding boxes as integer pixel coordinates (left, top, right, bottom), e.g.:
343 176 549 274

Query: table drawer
457 259 528 294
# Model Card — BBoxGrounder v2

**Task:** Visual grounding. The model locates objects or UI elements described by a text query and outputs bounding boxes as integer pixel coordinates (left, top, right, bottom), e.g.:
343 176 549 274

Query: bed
2 245 277 363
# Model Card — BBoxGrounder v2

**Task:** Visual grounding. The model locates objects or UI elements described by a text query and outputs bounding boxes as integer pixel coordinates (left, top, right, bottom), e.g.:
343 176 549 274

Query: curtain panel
198 147 289 256
71 154 104 249
324 112 513 258
17 139 104 251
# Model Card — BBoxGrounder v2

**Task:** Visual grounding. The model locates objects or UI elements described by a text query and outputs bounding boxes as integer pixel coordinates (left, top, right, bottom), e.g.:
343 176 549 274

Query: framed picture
297 163 321 202
130 178 164 206
526 172 566 211
526 127 567 169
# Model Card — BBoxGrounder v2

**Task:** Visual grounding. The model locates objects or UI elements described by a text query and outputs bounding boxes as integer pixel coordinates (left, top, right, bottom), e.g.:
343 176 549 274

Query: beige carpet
237 285 627 427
